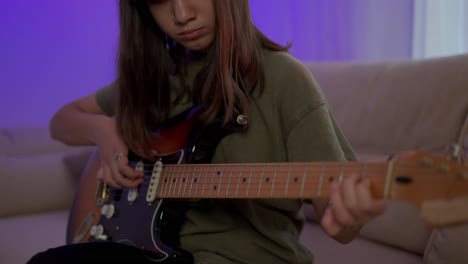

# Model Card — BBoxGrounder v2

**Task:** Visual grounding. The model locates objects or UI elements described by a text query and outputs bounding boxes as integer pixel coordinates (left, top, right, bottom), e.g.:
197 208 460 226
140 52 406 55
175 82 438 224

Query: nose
172 0 195 25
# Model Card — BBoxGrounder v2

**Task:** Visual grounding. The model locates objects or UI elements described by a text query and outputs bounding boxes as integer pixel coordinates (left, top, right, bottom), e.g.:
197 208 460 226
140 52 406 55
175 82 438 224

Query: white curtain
250 0 414 62
251 0 468 61
413 0 468 58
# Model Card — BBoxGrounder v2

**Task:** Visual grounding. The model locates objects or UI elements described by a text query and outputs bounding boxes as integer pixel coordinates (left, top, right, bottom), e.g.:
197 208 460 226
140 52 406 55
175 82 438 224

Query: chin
183 38 213 52
188 46 210 52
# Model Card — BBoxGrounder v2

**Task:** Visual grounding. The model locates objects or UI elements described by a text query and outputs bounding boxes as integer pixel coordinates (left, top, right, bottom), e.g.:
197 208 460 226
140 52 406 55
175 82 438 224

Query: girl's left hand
320 172 386 238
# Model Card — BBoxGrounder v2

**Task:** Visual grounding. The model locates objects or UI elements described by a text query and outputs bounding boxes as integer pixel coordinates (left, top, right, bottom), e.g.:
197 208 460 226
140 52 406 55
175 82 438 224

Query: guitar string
105 162 461 197
107 167 428 198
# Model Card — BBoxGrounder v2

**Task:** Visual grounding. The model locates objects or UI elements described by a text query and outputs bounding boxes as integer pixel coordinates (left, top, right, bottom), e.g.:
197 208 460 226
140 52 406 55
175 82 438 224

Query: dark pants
27 242 166 264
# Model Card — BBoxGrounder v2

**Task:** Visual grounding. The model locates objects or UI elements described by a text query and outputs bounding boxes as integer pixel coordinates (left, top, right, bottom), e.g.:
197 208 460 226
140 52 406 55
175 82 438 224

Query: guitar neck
155 162 390 200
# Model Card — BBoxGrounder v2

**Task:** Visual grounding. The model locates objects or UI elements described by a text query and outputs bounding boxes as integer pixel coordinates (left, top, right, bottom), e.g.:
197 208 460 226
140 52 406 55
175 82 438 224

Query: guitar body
66 106 231 263
65 106 468 263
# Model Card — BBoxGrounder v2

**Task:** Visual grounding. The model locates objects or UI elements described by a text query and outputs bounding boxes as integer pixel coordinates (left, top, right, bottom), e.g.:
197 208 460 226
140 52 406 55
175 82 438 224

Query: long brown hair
116 0 288 155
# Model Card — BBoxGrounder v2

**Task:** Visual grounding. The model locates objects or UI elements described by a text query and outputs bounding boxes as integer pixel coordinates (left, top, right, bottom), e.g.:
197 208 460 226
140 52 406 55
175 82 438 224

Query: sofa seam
456 109 468 163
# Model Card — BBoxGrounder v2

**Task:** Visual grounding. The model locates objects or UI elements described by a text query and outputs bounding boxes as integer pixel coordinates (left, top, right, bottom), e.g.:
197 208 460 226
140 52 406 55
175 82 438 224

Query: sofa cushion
0 147 93 217
300 222 422 263
0 127 73 156
360 200 432 255
0 210 69 264
306 54 468 156
424 224 468 264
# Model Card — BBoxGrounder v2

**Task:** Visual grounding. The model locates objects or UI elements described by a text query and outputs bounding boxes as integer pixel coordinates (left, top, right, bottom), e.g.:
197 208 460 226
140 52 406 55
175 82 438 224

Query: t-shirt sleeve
95 81 117 117
286 103 356 162
267 52 356 162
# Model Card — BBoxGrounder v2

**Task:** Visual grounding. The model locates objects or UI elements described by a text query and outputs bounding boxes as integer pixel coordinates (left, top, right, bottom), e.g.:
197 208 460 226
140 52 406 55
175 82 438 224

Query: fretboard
155 162 390 200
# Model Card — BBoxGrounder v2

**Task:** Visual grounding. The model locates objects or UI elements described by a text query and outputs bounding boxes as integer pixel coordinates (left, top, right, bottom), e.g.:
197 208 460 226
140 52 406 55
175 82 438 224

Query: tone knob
90 224 107 240
101 204 116 219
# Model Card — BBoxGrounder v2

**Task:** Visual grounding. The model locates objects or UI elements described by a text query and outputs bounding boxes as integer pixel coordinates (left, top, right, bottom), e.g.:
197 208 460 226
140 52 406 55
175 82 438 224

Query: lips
179 27 204 40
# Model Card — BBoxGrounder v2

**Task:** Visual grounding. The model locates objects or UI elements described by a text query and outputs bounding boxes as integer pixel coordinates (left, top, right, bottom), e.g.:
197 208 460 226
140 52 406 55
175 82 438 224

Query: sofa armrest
0 147 93 218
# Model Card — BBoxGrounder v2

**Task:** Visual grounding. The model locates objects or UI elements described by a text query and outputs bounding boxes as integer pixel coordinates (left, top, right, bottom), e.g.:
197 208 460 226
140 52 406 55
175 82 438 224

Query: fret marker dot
173 179 176 183
266 178 270 183
213 186 217 190
183 178 186 183
294 177 298 183
242 178 247 183
328 177 334 182
194 178 198 183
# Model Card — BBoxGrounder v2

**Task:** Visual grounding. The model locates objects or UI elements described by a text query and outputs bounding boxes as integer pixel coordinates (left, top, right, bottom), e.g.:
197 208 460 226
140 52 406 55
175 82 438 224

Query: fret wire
236 164 243 197
180 166 192 197
317 163 325 197
159 165 165 197
226 165 233 197
217 165 223 197
284 165 291 197
271 168 277 198
300 165 308 198
169 165 175 197
339 162 345 183
167 165 173 196
172 166 179 195
246 165 254 197
384 160 394 199
188 166 196 197
194 166 200 198
257 166 265 198
202 165 208 197
178 165 185 197
164 167 175 196
208 165 213 197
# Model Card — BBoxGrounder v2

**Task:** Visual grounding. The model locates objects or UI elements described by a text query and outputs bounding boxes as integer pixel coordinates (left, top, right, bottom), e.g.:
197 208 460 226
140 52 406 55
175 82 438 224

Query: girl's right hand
94 117 144 189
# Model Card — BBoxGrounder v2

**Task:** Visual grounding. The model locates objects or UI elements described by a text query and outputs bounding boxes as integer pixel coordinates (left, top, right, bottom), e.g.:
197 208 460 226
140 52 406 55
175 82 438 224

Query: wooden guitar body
66 106 225 263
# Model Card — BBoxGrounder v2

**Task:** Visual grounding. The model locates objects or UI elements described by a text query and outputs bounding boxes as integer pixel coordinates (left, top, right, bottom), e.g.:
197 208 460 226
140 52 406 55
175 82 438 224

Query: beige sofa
1 54 467 264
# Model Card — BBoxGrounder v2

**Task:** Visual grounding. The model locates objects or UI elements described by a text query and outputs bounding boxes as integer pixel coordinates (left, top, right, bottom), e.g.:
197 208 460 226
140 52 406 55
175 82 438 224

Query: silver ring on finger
114 153 125 162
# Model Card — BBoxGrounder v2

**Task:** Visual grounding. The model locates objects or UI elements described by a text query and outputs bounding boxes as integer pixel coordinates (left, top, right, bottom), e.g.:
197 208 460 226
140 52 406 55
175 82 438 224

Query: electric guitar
66 107 468 263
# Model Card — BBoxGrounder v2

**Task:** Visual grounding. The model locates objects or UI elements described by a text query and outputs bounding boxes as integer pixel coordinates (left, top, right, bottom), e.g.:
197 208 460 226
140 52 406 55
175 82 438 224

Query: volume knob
90 224 107 240
101 204 116 219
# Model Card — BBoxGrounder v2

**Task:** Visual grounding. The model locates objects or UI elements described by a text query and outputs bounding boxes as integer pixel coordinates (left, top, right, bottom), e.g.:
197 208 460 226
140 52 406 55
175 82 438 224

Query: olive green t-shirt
96 50 355 264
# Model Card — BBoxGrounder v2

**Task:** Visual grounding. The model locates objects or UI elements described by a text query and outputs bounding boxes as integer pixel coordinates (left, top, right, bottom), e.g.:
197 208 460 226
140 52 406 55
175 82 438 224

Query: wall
0 0 414 128
1 1 118 128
